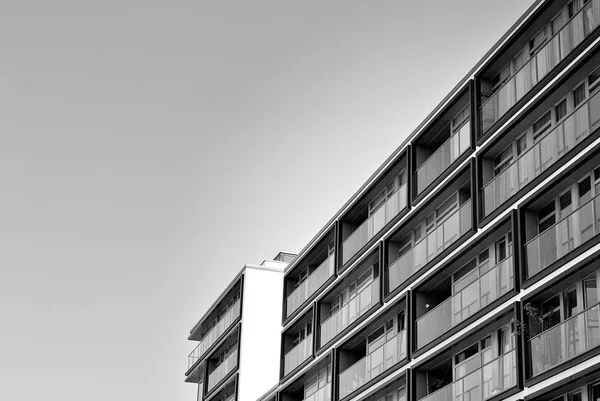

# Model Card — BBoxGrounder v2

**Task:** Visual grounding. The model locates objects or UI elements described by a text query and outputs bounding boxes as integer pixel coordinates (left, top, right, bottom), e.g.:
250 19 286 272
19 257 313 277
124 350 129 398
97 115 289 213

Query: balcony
525 192 600 278
483 90 600 216
287 253 335 317
320 278 380 346
338 330 407 399
207 348 238 392
416 258 514 349
420 350 517 401
529 302 600 376
416 123 470 195
189 299 241 367
189 344 203 370
480 0 600 133
342 184 408 265
387 200 472 293
284 335 313 376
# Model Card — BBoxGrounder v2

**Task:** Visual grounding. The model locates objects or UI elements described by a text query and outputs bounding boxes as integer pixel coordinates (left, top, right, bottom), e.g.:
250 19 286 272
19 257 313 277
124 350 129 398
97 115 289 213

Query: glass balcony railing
207 349 238 392
320 278 380 346
416 258 514 349
416 123 471 195
529 302 600 376
286 253 335 317
338 330 407 399
419 350 517 401
342 184 408 265
387 200 472 294
526 192 600 278
480 0 600 133
483 90 600 216
304 384 332 401
283 335 313 376
188 299 241 369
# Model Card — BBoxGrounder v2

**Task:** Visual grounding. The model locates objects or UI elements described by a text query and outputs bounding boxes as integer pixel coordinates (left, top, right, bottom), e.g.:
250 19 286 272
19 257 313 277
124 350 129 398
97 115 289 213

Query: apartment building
184 253 296 401
266 1 600 401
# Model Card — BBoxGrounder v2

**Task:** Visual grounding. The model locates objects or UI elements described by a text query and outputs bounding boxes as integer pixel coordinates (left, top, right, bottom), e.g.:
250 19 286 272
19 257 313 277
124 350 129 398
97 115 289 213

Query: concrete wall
238 265 285 401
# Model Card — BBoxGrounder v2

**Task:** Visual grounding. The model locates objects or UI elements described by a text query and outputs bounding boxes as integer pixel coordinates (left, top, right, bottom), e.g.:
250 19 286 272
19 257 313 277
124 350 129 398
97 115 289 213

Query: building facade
272 2 600 401
185 253 296 401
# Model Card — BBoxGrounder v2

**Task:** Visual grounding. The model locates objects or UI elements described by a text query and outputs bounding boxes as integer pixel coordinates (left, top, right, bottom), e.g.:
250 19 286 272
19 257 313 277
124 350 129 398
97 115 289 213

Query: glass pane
585 277 598 308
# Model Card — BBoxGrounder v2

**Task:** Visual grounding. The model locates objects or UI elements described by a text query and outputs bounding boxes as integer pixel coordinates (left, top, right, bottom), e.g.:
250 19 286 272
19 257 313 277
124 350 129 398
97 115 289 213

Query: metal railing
525 192 600 278
283 335 313 376
387 200 472 294
415 258 514 348
188 299 241 369
482 89 600 216
338 330 407 399
529 302 600 376
207 348 238 391
342 184 408 265
286 253 335 317
416 122 470 195
320 278 380 346
480 0 600 133
419 349 517 401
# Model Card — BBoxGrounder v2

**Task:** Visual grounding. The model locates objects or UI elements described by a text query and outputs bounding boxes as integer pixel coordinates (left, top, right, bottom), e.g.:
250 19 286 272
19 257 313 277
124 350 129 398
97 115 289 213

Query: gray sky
0 1 534 400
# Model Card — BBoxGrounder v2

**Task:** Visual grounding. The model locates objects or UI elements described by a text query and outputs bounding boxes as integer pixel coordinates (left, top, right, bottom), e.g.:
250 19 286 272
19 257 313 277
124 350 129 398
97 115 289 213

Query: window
513 51 525 72
533 111 552 141
541 295 561 331
574 83 586 107
569 1 576 18
492 64 511 91
517 134 528 156
585 275 599 308
370 188 388 214
397 236 412 258
453 259 478 293
494 144 513 176
397 312 406 331
563 286 579 318
452 106 470 131
594 167 600 193
425 213 435 234
555 98 568 122
559 190 573 218
538 199 557 233
294 268 309 289
551 12 566 35
436 194 458 222
370 173 404 215
292 322 312 346
578 176 592 204
496 237 509 263
529 27 548 56
590 67 600 93
367 325 385 352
